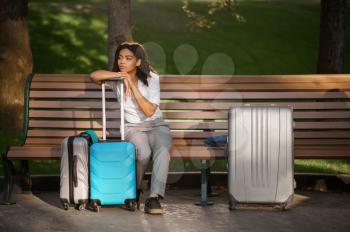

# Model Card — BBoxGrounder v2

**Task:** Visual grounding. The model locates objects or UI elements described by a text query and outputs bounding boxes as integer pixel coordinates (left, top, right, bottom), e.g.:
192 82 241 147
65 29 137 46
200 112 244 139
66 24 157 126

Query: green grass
1 0 350 175
1 158 349 176
28 0 350 74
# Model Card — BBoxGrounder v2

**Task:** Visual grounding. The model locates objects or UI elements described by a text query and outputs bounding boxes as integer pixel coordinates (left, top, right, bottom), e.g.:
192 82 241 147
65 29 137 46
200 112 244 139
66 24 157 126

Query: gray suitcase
228 106 294 210
60 135 90 210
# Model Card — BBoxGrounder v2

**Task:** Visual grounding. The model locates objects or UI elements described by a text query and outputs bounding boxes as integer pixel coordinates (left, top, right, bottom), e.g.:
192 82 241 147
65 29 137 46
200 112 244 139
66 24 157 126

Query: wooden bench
2 74 350 205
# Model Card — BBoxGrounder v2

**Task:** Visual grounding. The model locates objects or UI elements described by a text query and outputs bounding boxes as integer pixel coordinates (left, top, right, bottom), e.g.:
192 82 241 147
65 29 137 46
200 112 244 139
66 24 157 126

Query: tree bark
317 0 347 74
0 0 33 132
108 0 133 70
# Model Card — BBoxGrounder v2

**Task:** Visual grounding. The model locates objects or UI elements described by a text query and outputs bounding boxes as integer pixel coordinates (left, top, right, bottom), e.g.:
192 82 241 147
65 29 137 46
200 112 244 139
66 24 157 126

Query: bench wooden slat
294 139 350 145
7 146 61 160
28 121 228 130
7 144 350 160
32 74 350 83
24 138 212 146
26 130 227 138
31 82 350 91
29 110 120 118
28 120 350 130
29 110 350 120
26 129 350 139
29 90 350 99
294 146 350 158
30 100 117 109
24 137 350 147
29 100 350 110
293 111 350 119
6 145 225 160
33 74 89 82
295 122 350 129
29 110 228 119
294 131 350 138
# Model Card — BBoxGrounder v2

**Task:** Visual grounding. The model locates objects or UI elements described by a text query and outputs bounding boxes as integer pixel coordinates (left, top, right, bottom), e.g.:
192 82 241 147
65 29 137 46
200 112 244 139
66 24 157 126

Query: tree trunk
107 0 133 70
317 0 347 74
0 0 33 132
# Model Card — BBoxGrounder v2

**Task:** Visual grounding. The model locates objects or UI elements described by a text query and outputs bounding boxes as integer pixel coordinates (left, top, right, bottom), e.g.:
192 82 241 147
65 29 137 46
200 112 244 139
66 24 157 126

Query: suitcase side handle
73 155 78 188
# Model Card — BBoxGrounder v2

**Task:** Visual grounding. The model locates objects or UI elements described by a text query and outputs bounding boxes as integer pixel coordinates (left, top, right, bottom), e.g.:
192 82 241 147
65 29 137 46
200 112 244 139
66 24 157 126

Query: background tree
317 0 347 74
0 0 32 133
108 0 133 70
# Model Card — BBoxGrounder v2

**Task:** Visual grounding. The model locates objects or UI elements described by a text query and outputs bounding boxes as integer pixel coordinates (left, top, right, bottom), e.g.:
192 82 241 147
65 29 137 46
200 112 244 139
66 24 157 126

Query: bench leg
19 160 32 193
207 167 219 197
195 160 213 206
1 145 16 205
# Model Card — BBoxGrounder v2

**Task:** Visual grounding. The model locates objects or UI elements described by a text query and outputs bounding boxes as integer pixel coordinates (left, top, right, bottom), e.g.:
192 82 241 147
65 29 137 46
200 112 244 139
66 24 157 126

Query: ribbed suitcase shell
60 136 89 207
228 106 294 209
90 141 136 205
89 80 136 207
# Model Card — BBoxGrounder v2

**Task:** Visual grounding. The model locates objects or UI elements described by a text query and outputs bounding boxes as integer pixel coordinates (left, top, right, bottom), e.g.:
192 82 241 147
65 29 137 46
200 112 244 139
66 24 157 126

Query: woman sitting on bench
90 41 172 215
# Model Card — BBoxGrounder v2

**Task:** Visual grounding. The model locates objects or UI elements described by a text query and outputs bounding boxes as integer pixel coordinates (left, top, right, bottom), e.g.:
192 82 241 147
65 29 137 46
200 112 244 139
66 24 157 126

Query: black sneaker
144 197 163 215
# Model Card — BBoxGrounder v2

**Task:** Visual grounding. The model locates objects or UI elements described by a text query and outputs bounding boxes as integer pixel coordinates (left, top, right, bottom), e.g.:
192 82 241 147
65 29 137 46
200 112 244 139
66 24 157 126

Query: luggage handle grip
73 155 78 188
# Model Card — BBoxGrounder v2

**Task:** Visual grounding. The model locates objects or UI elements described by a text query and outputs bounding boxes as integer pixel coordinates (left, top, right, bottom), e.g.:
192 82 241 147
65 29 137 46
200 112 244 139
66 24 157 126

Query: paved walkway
1 188 350 232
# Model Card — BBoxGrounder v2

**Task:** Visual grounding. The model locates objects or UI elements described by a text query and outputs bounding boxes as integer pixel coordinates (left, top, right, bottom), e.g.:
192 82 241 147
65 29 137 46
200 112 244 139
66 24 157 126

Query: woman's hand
116 72 133 98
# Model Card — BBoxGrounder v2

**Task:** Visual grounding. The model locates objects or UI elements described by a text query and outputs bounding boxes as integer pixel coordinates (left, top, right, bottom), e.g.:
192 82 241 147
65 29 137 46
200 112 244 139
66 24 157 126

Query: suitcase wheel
282 205 287 211
281 195 293 211
63 203 69 211
60 199 70 210
91 202 100 213
77 204 85 211
124 199 137 212
129 201 136 212
88 200 101 213
228 197 236 211
94 206 100 213
281 202 291 211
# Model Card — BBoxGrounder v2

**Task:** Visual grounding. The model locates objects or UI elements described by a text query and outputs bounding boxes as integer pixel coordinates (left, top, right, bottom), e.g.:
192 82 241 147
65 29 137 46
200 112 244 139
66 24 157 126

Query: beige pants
125 118 172 198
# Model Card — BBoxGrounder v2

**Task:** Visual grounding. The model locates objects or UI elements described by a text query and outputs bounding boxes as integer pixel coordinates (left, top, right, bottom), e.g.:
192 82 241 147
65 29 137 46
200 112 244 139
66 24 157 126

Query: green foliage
28 0 350 74
28 2 108 73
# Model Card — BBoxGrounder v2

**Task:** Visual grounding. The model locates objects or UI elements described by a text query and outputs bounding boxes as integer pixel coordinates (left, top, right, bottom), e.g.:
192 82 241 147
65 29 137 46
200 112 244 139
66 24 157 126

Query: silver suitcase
60 135 90 210
228 106 294 210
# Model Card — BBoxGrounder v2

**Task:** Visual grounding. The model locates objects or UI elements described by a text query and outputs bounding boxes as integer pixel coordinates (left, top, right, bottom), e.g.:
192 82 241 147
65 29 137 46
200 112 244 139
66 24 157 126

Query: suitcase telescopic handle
101 80 125 141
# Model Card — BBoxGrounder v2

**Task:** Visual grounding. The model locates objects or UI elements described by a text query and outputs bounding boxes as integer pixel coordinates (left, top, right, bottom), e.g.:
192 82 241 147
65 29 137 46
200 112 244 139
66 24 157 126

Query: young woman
90 42 172 215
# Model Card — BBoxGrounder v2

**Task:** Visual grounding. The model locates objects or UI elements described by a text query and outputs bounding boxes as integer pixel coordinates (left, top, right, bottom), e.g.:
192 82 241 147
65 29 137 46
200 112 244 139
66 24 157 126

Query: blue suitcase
89 81 137 212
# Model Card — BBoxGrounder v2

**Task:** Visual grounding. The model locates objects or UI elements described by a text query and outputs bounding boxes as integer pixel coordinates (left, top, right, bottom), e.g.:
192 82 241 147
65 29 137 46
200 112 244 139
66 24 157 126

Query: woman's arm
123 74 158 118
90 70 124 85
121 72 159 117
90 70 132 96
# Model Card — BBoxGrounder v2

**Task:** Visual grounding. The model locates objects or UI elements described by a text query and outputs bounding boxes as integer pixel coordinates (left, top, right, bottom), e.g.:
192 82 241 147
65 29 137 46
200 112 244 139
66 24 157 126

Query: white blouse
107 71 163 124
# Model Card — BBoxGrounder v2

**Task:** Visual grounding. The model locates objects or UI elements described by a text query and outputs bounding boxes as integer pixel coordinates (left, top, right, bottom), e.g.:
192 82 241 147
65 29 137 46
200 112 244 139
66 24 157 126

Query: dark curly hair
112 42 156 86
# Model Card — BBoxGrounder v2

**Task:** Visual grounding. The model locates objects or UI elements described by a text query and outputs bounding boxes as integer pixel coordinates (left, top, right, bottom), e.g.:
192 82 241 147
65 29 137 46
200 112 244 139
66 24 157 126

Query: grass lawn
28 0 350 74
0 159 350 176
1 0 350 175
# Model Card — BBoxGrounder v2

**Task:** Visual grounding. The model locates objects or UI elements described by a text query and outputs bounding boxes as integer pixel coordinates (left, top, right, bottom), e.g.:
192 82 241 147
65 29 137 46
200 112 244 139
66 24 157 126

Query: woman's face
117 48 141 73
